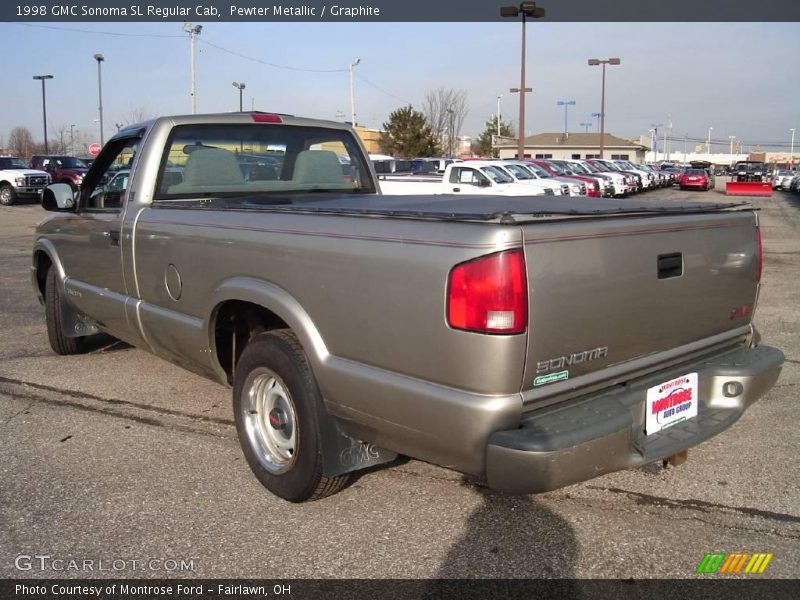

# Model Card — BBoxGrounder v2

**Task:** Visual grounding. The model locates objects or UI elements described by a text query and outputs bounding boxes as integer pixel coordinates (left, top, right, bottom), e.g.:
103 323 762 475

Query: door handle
453 187 460 192
107 229 120 246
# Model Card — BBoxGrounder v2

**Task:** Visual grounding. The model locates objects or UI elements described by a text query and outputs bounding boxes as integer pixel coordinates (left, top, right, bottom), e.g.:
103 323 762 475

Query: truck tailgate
521 211 759 402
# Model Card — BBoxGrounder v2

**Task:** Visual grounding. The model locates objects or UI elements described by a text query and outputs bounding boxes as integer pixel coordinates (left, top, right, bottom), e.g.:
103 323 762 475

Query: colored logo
533 370 569 386
696 552 773 574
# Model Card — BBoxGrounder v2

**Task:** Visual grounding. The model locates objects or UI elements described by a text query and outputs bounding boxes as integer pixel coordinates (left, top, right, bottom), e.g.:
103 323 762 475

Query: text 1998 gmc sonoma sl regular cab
32 113 784 502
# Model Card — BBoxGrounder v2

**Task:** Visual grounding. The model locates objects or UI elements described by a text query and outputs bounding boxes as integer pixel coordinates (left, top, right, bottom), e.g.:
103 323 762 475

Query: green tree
379 105 440 157
474 116 515 158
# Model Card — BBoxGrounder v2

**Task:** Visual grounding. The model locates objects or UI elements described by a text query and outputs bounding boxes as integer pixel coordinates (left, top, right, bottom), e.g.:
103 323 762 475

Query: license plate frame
645 372 699 435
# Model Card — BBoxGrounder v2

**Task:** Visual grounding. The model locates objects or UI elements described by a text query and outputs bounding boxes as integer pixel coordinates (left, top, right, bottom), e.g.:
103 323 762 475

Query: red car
528 159 602 197
678 168 710 191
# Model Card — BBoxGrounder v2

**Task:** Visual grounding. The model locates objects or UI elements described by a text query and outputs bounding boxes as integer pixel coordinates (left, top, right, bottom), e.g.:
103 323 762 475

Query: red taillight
251 113 283 123
756 226 762 282
447 249 528 335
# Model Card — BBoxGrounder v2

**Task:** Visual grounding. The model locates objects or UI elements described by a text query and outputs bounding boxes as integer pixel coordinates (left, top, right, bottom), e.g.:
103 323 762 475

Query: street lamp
501 2 546 160
349 57 360 125
496 93 503 137
446 108 455 157
707 126 713 154
32 75 54 154
728 135 736 159
591 112 602 133
232 82 246 112
556 100 576 135
587 57 621 158
791 128 796 166
182 23 202 113
579 121 592 133
93 53 105 146
69 124 76 155
651 123 663 162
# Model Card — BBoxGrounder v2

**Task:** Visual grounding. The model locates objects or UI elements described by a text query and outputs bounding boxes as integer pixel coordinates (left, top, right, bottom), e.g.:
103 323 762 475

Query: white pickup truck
0 157 51 206
379 161 558 196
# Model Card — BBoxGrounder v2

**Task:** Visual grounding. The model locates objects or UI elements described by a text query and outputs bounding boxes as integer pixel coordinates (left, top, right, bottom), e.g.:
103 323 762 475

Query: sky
1 21 798 152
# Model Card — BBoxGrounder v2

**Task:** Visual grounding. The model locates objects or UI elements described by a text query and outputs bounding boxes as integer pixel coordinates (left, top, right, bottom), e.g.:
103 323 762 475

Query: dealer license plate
645 373 698 435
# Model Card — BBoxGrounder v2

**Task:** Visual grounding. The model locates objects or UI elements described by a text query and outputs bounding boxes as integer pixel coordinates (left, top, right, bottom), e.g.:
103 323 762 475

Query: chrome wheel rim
242 368 297 474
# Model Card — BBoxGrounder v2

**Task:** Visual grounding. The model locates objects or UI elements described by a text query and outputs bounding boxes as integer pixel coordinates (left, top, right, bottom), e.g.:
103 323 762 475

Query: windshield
617 161 635 170
504 164 533 180
0 158 29 169
156 124 375 200
564 162 588 175
547 161 570 175
54 157 87 169
524 163 552 178
588 161 610 172
482 166 514 183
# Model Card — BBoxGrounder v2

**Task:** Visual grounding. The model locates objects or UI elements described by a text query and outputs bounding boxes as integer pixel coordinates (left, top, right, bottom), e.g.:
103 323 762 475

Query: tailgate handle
657 253 683 279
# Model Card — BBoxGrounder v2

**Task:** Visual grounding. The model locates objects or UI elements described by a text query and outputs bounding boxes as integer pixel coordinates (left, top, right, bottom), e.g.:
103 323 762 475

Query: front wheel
44 268 85 355
0 184 17 206
233 330 348 502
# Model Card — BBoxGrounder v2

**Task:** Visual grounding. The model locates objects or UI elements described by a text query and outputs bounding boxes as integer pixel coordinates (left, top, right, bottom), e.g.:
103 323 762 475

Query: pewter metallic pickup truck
32 113 784 502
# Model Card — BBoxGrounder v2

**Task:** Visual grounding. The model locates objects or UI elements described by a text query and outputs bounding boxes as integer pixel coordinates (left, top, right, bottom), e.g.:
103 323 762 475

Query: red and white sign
89 143 101 156
645 372 698 435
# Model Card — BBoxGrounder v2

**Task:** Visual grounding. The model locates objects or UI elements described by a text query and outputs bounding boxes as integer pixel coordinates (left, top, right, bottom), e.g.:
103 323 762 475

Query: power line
11 22 184 38
354 73 414 105
198 39 347 73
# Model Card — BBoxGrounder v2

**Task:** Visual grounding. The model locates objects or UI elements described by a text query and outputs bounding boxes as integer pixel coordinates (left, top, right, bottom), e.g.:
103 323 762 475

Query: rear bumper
486 344 784 494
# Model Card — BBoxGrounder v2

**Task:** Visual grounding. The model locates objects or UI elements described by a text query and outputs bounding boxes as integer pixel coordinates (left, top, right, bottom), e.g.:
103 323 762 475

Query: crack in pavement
0 375 233 427
586 486 800 525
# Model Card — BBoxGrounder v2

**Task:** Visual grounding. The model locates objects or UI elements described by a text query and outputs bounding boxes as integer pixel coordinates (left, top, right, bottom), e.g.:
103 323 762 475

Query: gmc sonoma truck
33 113 784 502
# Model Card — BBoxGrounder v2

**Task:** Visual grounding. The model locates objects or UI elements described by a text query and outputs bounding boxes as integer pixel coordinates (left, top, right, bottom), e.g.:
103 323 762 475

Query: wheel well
213 300 289 384
34 251 53 297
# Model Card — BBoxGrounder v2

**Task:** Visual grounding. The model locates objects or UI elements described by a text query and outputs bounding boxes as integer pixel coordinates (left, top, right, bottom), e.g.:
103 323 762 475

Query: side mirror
480 178 492 187
42 183 76 212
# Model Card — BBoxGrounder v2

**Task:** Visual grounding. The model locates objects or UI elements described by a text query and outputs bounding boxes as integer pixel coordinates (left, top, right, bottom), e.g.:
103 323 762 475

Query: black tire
44 267 84 355
0 183 17 206
233 330 348 502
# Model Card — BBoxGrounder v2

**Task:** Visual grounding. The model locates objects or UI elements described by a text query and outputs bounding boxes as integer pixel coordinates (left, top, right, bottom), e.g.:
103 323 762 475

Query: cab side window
84 140 138 211
449 167 488 186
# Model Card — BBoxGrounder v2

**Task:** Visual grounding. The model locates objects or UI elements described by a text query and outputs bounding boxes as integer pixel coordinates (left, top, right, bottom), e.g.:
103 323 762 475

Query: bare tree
8 126 35 158
421 88 469 156
120 106 153 127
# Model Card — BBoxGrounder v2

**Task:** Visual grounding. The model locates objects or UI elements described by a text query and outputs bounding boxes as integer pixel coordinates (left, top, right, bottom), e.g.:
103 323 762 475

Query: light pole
556 100 575 136
591 112 601 133
32 75 54 154
447 108 454 157
93 53 105 146
349 57 360 125
651 123 663 163
501 2 546 160
183 23 202 113
791 128 796 166
69 124 76 155
707 126 713 154
496 93 503 137
579 122 591 133
729 135 736 160
232 82 246 112
588 58 621 159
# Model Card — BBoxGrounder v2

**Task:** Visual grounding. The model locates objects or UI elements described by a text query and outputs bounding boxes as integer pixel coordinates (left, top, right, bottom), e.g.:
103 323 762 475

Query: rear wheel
0 183 16 206
44 268 84 355
233 330 348 502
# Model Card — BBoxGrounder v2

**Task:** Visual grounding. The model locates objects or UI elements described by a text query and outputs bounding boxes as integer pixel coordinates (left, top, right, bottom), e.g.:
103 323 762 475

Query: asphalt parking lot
1 184 798 579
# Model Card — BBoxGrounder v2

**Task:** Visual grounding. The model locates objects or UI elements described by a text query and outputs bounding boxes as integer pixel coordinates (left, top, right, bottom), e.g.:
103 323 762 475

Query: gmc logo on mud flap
340 443 380 468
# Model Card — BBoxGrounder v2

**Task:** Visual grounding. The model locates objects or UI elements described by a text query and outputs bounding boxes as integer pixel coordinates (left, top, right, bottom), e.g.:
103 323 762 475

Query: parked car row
0 154 94 205
778 170 800 194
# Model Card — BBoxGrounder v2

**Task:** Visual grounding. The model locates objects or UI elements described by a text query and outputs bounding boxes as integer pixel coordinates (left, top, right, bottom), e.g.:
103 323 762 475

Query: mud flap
318 413 398 478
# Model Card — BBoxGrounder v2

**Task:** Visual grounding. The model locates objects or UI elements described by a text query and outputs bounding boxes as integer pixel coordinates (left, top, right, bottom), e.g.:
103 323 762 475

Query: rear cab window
155 123 375 202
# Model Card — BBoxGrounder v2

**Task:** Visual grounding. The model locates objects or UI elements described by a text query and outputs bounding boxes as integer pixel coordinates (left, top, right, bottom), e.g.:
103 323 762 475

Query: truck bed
152 193 750 223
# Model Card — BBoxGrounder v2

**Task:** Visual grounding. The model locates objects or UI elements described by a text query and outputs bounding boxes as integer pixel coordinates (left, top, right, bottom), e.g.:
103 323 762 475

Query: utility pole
349 57 360 125
496 93 502 137
183 23 202 113
94 53 105 146
33 75 54 154
588 58 621 159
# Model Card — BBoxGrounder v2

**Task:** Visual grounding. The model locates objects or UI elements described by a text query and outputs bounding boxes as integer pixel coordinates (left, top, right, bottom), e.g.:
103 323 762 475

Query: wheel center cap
268 408 287 430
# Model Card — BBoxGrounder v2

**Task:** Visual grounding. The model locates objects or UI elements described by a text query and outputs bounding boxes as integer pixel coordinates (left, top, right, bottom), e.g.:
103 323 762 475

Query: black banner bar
3 579 800 600
3 0 800 22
